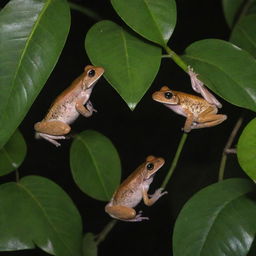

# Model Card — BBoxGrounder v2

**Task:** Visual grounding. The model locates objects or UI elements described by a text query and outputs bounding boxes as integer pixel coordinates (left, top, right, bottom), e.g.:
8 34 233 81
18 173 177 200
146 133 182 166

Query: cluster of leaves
0 0 256 256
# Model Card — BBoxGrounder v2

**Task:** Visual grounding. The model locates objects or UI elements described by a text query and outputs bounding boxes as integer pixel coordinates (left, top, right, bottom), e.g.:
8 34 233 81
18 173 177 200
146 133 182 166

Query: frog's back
175 91 214 115
43 76 84 121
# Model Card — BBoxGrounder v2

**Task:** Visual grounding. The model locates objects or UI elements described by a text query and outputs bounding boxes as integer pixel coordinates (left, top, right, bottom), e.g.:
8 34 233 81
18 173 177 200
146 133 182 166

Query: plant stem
163 46 188 73
161 133 188 188
95 219 117 245
68 2 102 21
218 117 243 181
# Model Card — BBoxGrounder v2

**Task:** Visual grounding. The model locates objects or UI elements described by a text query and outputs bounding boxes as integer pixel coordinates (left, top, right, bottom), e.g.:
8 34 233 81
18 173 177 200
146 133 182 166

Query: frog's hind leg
35 133 65 147
105 205 149 222
34 120 71 135
192 108 227 130
34 120 71 147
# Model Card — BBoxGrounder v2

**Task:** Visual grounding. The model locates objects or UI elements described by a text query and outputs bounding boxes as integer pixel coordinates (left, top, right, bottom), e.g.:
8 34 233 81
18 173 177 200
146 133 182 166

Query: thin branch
95 219 117 245
161 133 188 188
218 117 243 181
68 2 102 21
163 46 188 72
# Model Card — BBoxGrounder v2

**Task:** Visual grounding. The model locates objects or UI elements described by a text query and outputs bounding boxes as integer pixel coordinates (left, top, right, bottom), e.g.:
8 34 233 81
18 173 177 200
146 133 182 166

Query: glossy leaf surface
85 20 161 110
70 130 121 201
0 130 27 176
173 178 256 256
83 233 97 256
183 39 256 112
111 0 176 47
230 15 256 58
0 176 82 256
0 0 70 149
237 118 256 180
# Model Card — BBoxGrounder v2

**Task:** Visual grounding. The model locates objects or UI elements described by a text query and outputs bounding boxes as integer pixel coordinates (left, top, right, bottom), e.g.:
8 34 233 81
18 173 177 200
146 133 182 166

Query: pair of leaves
0 0 70 149
85 0 177 110
173 178 256 256
0 176 82 256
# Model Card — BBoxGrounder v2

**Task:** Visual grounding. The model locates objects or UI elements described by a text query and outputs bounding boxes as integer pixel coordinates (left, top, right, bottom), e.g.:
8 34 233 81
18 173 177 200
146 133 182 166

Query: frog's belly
56 103 80 124
118 189 143 208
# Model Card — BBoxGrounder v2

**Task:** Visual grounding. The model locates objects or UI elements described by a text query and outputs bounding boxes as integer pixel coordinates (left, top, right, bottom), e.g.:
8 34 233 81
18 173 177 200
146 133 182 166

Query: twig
95 219 117 245
161 133 188 188
68 2 102 21
218 117 243 181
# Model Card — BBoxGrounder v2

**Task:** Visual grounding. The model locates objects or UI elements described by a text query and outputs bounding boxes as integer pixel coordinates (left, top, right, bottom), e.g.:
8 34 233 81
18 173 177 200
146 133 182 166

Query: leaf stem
68 2 102 21
218 117 243 181
95 219 117 245
163 46 188 72
161 133 188 188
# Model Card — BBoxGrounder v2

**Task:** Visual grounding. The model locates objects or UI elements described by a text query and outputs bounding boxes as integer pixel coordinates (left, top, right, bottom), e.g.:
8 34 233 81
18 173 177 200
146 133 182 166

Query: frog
105 156 167 222
34 65 104 146
152 86 227 132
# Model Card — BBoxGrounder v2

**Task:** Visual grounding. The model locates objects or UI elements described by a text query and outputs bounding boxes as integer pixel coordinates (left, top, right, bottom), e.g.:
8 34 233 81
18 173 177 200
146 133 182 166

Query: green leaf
230 15 256 58
222 0 244 27
111 0 176 47
83 233 97 256
237 118 256 180
0 175 82 256
85 20 161 110
70 130 121 201
222 0 256 27
0 0 70 149
173 178 256 256
0 130 27 176
183 39 256 112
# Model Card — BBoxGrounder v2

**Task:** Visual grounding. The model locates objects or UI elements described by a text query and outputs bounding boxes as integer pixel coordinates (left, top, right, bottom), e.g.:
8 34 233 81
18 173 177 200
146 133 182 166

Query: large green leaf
70 130 121 201
173 178 256 256
230 15 256 58
0 0 70 149
222 0 256 27
0 130 27 176
183 39 256 112
0 175 82 256
237 118 256 180
85 20 161 110
111 0 176 47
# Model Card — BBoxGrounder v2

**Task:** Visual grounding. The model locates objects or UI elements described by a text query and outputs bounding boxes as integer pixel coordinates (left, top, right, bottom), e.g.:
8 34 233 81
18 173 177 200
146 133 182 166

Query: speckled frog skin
152 86 227 132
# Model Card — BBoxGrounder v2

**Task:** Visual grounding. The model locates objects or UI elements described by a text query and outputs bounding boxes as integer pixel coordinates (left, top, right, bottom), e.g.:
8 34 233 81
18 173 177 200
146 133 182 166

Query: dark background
1 0 253 255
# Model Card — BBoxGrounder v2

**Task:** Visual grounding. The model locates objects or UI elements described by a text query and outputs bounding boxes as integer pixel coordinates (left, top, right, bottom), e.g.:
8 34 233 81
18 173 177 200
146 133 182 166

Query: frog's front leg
76 98 96 117
193 107 227 129
34 120 71 147
183 111 194 133
105 204 149 222
142 187 167 206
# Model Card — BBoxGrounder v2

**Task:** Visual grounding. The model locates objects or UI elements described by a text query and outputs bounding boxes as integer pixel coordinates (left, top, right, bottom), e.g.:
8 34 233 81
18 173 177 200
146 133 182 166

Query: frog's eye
88 69 96 77
164 92 173 99
146 163 154 170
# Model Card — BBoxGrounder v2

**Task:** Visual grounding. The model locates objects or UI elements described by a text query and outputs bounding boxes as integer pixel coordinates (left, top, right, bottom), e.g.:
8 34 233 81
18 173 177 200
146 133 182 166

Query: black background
1 0 253 255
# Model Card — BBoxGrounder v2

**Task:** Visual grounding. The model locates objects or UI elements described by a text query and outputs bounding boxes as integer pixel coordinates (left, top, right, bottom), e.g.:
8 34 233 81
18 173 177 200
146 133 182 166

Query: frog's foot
86 100 97 113
127 211 149 222
149 188 168 204
35 132 66 147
